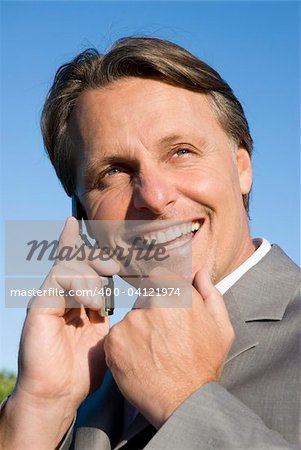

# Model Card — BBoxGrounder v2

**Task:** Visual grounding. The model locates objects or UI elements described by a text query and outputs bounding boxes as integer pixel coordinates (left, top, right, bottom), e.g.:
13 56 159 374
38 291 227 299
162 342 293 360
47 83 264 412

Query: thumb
193 270 230 327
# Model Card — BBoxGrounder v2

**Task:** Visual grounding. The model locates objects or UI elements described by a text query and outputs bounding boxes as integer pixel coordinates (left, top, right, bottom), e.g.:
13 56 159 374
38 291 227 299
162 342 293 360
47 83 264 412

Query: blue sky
0 1 300 372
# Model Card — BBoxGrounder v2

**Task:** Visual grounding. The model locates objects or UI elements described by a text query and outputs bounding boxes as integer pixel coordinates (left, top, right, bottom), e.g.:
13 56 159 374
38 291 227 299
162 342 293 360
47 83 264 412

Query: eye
104 167 124 176
174 148 192 157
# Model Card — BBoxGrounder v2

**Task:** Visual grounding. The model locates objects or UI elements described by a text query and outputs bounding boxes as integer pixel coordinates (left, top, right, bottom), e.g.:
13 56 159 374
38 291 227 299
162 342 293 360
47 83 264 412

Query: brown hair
41 36 253 212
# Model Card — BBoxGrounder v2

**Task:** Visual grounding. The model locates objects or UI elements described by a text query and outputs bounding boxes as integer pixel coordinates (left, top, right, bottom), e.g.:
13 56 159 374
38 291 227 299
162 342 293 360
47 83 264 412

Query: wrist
153 377 217 429
0 388 76 450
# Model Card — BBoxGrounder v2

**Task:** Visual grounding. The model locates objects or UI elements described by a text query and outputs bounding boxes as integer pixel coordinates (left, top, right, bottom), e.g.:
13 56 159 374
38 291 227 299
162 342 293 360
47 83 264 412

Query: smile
137 219 203 250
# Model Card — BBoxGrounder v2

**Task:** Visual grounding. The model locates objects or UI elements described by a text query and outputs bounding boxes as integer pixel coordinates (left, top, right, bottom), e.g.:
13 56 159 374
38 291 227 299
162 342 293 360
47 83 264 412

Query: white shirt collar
215 238 271 295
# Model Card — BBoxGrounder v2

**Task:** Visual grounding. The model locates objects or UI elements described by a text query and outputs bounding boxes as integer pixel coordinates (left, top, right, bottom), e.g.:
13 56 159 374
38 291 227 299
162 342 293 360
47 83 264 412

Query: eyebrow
81 133 207 182
157 134 186 146
158 133 208 149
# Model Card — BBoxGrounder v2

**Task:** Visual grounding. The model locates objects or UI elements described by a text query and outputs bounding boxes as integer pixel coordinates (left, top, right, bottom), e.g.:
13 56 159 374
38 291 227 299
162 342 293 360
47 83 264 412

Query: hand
104 269 234 429
0 217 119 449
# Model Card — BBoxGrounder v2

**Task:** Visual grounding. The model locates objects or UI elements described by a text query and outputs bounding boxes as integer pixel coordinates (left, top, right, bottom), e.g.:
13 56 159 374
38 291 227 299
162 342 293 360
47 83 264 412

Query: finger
86 308 107 325
28 267 105 315
86 251 120 276
27 217 117 318
62 306 109 332
57 218 120 275
50 267 105 311
193 270 230 326
134 267 192 309
58 216 79 251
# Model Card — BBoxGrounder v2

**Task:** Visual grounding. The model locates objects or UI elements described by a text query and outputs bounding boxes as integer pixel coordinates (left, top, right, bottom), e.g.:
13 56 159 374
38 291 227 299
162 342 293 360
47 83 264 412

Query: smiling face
70 77 254 282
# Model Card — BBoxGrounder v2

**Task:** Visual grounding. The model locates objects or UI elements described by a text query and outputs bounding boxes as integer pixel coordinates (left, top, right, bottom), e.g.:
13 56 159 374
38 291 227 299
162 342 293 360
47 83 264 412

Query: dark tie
121 425 157 449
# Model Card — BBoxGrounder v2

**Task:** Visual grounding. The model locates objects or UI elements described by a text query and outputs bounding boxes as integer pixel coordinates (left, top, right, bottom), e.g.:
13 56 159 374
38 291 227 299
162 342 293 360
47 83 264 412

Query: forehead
70 77 225 152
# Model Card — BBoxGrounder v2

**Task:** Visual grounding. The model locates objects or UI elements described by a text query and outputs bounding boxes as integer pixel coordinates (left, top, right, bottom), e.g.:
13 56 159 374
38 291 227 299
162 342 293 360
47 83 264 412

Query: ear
236 148 252 195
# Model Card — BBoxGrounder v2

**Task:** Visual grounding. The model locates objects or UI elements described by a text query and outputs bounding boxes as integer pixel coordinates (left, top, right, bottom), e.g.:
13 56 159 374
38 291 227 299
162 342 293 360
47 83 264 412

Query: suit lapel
227 244 299 321
223 289 258 363
223 244 299 361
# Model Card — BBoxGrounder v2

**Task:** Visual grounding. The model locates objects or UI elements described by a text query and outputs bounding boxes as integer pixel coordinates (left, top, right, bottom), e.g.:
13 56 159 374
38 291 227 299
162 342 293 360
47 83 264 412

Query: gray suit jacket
1 245 300 449
61 245 300 449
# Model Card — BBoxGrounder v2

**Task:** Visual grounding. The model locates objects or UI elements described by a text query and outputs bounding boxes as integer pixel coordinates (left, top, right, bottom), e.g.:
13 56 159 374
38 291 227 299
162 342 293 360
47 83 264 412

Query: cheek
177 165 235 207
84 188 133 220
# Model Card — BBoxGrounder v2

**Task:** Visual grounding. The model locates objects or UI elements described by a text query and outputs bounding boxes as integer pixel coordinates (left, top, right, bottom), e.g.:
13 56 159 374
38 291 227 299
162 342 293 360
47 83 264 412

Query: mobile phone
71 195 114 317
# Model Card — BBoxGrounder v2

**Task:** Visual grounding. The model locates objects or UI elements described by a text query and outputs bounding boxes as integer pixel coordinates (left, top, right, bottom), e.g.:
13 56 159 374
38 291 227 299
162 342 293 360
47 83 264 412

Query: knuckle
104 329 121 369
103 336 111 357
125 309 141 324
108 323 122 343
227 324 235 343
229 322 235 337
49 264 61 279
105 351 113 369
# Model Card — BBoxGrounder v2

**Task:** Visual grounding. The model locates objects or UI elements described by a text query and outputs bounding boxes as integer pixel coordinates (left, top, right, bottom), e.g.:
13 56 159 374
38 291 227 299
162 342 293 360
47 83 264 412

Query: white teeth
150 234 157 243
192 221 200 232
156 231 166 244
185 222 190 234
141 220 201 245
166 228 175 241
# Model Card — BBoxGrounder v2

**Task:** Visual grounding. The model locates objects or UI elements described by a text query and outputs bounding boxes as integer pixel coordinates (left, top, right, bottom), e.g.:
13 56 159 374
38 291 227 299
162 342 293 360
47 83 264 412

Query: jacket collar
224 244 299 362
225 244 299 321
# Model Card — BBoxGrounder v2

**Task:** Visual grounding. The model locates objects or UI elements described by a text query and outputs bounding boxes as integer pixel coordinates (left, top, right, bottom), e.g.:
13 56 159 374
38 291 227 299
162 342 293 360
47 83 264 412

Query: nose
132 166 176 215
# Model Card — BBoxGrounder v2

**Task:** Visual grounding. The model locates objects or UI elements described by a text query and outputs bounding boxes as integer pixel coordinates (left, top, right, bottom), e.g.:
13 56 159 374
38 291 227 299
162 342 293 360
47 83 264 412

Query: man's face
71 78 253 282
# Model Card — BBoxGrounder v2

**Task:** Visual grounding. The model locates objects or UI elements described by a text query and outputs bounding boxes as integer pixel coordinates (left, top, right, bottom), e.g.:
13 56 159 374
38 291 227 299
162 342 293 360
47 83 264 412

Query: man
0 37 300 449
